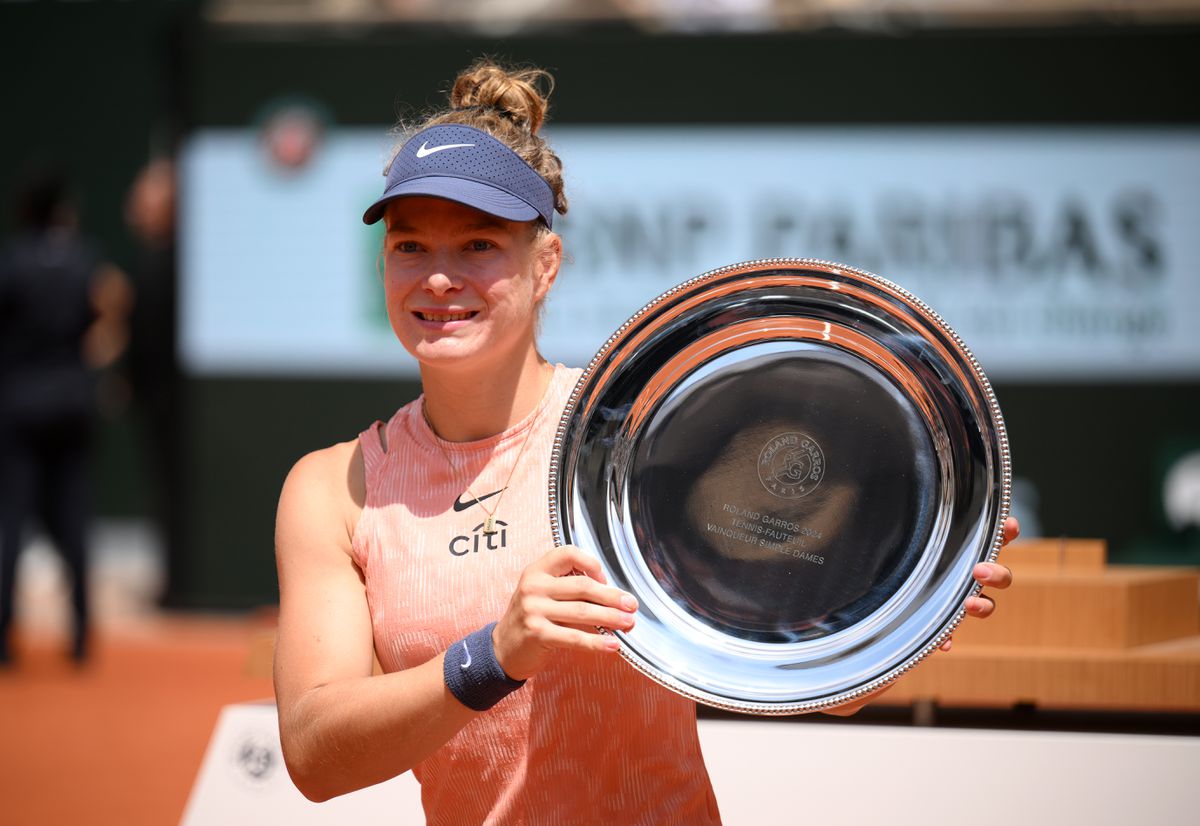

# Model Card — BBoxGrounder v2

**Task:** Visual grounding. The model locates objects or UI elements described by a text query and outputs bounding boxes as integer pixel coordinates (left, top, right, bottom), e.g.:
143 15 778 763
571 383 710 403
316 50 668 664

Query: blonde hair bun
394 58 568 217
449 61 553 136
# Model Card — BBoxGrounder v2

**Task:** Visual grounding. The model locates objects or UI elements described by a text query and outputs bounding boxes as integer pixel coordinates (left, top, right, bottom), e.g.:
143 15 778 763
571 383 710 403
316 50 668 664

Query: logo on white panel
231 730 279 788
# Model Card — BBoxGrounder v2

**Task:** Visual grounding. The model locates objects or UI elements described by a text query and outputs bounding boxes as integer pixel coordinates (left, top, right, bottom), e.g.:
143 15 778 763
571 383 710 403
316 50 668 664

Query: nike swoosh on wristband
460 641 472 670
416 142 475 158
453 489 505 512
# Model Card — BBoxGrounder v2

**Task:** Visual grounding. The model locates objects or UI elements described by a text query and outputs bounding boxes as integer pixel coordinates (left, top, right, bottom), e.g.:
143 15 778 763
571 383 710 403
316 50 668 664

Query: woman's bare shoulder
286 439 363 493
278 439 366 557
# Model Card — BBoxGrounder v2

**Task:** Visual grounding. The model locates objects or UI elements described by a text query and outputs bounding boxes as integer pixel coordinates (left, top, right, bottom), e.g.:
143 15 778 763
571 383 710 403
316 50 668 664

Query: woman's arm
273 442 476 801
273 442 638 801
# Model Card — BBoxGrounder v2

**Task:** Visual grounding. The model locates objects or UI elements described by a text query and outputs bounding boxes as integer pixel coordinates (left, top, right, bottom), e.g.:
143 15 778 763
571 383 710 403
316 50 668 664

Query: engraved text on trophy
758 432 825 498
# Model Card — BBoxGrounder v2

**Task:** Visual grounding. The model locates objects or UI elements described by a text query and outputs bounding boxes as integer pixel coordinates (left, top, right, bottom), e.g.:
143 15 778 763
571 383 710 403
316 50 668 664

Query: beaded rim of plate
548 258 1012 714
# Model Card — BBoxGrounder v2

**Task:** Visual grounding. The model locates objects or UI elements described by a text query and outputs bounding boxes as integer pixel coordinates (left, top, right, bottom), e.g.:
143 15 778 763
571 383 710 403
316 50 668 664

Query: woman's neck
419 348 555 443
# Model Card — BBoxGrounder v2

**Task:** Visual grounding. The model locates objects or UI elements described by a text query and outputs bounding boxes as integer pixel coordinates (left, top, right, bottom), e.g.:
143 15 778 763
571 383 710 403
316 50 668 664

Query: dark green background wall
178 25 1200 607
4 6 1198 607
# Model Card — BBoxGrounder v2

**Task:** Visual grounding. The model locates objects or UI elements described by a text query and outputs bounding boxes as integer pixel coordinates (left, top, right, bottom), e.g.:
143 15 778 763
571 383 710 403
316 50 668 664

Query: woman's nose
423 269 459 295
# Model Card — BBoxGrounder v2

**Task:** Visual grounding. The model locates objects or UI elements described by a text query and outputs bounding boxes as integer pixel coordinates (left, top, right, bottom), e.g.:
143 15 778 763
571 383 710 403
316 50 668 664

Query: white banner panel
182 703 1200 826
181 127 1200 380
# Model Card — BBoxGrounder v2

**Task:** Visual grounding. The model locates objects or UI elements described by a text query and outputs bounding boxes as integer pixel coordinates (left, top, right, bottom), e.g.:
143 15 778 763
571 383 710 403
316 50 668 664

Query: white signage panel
182 127 1200 380
182 703 1200 826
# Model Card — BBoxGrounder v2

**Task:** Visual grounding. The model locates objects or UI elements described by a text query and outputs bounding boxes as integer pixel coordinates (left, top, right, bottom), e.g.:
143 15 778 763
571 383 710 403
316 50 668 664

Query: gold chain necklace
423 370 552 535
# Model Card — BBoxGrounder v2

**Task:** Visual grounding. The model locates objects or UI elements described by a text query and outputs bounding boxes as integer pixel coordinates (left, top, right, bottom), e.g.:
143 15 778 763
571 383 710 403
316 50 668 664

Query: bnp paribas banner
181 127 1200 381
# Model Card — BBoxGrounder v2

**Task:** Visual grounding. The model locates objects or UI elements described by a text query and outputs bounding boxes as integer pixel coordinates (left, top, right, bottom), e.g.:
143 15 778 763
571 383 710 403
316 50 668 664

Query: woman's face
382 196 560 372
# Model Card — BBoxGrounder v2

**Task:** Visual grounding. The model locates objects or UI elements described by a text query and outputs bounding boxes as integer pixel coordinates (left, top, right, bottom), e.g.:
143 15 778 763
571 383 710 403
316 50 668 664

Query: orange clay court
0 615 274 826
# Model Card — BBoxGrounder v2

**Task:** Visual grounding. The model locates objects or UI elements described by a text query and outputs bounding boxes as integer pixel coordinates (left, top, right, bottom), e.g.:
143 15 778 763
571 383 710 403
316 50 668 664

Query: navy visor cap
362 124 555 228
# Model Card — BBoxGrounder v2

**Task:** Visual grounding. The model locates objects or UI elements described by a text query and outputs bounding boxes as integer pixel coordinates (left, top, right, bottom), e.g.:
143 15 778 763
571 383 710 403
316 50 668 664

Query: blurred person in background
273 60 1016 823
0 168 130 666
125 157 184 606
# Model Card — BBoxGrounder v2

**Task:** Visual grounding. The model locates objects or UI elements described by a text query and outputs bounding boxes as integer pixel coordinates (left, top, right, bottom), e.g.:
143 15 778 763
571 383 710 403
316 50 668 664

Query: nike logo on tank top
352 365 721 826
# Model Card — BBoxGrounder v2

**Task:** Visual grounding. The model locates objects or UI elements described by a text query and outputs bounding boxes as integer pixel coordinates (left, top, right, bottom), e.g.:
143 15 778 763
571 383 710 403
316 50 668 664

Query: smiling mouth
414 310 478 322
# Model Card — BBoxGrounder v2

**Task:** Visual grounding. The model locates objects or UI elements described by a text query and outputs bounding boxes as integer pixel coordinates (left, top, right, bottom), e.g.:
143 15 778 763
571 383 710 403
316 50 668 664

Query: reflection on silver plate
549 259 1011 715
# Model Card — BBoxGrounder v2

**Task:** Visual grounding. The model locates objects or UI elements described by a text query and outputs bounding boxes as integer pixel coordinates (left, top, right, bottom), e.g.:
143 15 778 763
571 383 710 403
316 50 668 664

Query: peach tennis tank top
351 365 722 826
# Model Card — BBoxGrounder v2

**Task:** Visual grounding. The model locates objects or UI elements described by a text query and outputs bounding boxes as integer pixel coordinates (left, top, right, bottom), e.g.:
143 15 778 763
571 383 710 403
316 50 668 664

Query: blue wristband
443 622 526 712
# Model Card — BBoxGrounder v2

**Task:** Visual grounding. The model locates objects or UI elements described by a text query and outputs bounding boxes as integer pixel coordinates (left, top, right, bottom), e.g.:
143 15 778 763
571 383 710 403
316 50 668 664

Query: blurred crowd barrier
205 0 1200 31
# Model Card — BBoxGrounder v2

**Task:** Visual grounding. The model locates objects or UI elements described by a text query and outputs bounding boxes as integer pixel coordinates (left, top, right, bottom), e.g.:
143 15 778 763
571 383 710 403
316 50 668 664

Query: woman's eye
392 240 420 253
468 239 495 252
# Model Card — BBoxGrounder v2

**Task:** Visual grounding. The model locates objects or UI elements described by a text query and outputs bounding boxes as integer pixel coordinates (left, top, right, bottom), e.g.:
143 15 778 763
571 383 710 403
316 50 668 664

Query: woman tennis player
272 60 1017 824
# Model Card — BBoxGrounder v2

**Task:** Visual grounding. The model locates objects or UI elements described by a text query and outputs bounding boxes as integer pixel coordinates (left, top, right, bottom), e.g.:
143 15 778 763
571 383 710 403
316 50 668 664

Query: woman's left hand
823 516 1019 716
940 515 1019 651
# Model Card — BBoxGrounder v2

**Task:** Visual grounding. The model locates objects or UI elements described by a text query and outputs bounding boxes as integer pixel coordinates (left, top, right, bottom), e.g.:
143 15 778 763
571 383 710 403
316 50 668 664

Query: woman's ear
531 230 562 303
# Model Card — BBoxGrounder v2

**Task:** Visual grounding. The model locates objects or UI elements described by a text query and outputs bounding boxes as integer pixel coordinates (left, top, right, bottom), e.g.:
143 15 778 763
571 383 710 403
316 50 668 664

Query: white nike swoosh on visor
416 142 475 158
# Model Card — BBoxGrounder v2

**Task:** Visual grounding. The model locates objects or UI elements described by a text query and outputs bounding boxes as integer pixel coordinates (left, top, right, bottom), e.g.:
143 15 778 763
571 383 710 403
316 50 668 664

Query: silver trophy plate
549 259 1011 714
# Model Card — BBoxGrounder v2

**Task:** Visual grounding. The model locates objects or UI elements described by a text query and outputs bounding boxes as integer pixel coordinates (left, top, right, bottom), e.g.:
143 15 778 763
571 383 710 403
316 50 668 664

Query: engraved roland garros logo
758 432 825 499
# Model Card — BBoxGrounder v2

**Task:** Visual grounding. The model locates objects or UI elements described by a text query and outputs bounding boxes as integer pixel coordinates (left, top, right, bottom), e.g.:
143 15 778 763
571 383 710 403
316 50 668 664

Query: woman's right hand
491 545 638 681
